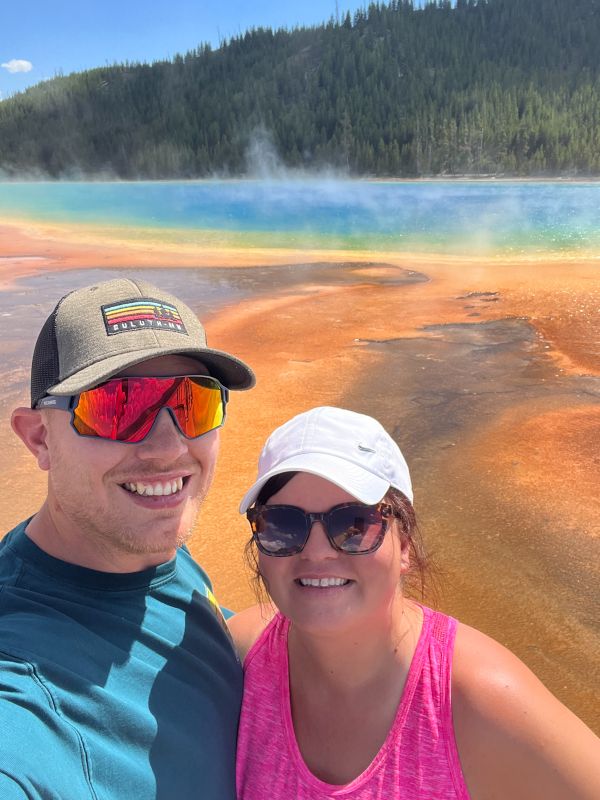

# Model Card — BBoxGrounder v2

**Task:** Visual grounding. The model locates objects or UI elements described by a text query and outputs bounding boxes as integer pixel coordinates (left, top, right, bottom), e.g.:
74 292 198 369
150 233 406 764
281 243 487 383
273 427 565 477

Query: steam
243 127 349 182
244 129 287 179
1 138 599 258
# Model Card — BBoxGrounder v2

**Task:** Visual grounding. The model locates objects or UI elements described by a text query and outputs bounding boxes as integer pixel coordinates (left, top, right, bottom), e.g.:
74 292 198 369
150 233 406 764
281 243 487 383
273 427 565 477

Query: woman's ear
11 407 51 471
399 531 411 574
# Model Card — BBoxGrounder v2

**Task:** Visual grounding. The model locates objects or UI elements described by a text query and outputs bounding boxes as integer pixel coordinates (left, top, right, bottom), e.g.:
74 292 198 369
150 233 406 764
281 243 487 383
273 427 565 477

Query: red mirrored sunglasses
35 375 228 443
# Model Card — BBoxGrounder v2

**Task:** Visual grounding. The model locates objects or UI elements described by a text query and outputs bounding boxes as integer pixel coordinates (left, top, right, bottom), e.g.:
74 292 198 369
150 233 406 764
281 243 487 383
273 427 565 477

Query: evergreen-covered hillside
1 0 599 178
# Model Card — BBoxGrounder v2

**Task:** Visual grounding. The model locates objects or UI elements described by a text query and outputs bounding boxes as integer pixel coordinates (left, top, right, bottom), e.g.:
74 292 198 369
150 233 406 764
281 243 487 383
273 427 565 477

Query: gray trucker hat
30 278 255 407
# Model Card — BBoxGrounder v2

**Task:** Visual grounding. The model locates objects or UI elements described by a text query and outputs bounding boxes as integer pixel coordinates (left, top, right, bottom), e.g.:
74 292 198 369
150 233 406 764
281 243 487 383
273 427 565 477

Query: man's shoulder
0 520 31 593
176 544 214 592
0 520 46 613
0 519 29 557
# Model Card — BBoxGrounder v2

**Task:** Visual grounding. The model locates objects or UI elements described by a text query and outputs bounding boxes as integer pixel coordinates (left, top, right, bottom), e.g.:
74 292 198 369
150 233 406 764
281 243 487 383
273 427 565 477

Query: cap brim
49 346 255 395
239 452 390 512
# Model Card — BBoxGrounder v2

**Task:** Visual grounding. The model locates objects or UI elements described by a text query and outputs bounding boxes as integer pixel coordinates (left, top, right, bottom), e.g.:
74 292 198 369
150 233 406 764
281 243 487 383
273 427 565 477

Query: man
0 278 255 799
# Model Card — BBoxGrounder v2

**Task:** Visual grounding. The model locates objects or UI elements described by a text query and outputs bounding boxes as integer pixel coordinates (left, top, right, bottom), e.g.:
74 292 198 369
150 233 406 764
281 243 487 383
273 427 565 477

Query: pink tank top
236 605 470 799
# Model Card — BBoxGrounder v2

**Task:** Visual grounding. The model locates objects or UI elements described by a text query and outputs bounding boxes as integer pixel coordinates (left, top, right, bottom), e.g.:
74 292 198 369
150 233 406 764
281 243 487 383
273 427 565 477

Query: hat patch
102 298 188 336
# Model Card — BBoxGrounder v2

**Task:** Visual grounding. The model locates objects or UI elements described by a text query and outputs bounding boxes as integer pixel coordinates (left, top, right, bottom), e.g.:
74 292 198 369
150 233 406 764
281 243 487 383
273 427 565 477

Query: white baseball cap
239 406 413 512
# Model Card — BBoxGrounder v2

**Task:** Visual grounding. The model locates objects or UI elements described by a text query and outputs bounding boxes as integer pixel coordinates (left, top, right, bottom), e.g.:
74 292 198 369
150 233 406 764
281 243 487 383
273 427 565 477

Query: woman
229 406 600 799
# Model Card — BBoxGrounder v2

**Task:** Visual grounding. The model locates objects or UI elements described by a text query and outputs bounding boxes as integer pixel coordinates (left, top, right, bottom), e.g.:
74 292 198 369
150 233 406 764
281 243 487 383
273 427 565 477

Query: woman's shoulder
451 621 600 800
226 602 279 663
451 621 549 721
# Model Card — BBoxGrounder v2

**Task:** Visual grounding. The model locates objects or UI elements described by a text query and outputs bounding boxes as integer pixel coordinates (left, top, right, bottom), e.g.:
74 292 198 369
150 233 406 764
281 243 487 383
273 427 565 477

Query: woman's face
257 472 410 636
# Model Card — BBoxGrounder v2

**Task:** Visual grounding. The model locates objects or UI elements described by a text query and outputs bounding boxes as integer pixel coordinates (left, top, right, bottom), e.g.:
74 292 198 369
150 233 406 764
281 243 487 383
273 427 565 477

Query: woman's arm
452 622 600 800
226 603 276 663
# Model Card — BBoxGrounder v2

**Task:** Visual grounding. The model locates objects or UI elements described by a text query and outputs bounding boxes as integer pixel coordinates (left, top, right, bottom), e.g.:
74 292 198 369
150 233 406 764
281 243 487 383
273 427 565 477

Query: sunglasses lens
248 503 389 557
250 507 308 557
72 376 224 442
328 505 386 553
174 377 224 439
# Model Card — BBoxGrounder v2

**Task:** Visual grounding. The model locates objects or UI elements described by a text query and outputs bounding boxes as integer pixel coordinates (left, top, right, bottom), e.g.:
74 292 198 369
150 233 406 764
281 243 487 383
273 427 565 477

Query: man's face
41 355 220 570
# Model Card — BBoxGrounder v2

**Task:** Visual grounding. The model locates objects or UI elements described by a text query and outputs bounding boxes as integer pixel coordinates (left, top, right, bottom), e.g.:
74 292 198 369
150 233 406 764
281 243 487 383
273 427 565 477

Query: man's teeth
123 477 184 497
298 577 350 588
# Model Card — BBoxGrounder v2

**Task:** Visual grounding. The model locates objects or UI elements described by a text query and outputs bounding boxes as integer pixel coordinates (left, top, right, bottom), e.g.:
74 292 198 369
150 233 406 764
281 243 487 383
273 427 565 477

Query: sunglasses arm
35 395 75 411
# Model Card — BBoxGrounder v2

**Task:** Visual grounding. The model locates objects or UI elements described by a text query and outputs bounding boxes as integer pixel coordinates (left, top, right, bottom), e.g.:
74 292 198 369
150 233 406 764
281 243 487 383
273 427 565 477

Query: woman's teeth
298 577 350 588
123 478 184 497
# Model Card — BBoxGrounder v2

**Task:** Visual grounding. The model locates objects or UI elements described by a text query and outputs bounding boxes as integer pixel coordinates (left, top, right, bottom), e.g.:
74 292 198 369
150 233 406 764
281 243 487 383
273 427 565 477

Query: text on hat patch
102 298 188 336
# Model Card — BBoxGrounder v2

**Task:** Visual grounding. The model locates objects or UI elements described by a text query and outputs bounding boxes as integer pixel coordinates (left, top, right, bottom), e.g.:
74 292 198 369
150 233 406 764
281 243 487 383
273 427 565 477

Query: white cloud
1 59 33 74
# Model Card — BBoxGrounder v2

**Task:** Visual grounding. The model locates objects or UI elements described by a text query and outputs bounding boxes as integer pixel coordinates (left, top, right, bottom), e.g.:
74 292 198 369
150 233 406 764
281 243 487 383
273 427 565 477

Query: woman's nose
299 520 337 559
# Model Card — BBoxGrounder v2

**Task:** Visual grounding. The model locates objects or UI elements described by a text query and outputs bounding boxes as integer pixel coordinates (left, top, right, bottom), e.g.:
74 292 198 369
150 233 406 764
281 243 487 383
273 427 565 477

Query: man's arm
0 655 95 800
0 773 31 800
452 623 600 800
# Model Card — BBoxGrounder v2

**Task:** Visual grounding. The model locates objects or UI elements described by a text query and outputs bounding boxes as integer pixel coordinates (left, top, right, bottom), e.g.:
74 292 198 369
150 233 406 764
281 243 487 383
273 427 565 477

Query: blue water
1 179 600 254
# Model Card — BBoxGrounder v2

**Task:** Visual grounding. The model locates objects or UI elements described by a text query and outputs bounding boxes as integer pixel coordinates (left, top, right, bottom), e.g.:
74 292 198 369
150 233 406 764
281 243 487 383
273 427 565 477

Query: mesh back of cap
30 304 62 408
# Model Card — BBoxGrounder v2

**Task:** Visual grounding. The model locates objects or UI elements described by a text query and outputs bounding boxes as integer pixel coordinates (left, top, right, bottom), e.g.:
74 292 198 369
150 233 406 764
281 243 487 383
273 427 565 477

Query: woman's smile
295 577 352 588
258 472 407 635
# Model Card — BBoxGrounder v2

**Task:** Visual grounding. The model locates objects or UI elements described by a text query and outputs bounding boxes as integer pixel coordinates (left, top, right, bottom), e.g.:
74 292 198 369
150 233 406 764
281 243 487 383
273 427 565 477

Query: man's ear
11 407 51 471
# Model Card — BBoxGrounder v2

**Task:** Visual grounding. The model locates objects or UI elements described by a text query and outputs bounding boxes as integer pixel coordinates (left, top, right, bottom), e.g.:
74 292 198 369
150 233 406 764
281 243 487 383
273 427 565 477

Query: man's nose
135 409 188 460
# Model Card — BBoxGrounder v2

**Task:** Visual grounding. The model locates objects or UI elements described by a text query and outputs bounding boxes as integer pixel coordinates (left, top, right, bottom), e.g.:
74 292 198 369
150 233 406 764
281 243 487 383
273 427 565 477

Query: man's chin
113 523 193 561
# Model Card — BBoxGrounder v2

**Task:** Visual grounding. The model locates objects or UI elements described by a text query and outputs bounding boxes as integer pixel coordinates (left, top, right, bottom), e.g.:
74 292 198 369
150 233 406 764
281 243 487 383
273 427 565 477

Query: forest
0 0 599 178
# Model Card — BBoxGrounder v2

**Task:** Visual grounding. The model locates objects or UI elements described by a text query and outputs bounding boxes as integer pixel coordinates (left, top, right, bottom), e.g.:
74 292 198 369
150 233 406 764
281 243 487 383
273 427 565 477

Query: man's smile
122 477 186 496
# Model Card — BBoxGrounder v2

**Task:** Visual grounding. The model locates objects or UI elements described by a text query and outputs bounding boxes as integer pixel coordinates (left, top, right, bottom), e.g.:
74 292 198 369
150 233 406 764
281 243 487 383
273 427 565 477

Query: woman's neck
287 597 423 694
285 598 425 785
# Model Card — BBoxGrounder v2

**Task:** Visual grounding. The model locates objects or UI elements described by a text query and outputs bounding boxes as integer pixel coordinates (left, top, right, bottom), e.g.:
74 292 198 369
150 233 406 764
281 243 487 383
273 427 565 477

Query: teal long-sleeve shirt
0 520 242 799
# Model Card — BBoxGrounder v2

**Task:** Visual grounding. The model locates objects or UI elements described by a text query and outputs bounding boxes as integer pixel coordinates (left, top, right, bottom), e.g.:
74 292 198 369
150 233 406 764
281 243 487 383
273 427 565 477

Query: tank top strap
411 604 458 706
414 605 466 797
428 605 457 648
428 605 458 704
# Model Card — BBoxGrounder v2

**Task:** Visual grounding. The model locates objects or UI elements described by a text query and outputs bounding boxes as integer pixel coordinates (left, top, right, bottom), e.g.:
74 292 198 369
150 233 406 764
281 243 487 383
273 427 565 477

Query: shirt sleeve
0 654 95 799
0 773 30 799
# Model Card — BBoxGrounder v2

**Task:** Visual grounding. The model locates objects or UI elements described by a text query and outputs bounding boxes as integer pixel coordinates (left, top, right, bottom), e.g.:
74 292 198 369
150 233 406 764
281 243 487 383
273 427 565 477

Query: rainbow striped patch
102 297 188 336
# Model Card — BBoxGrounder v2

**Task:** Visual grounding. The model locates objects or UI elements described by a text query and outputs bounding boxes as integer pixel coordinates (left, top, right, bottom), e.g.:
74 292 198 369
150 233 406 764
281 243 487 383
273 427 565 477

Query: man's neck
25 502 176 573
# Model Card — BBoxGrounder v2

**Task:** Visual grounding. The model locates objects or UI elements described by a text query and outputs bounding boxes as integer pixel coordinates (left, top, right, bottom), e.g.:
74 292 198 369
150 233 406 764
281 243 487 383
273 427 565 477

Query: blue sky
1 0 370 100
